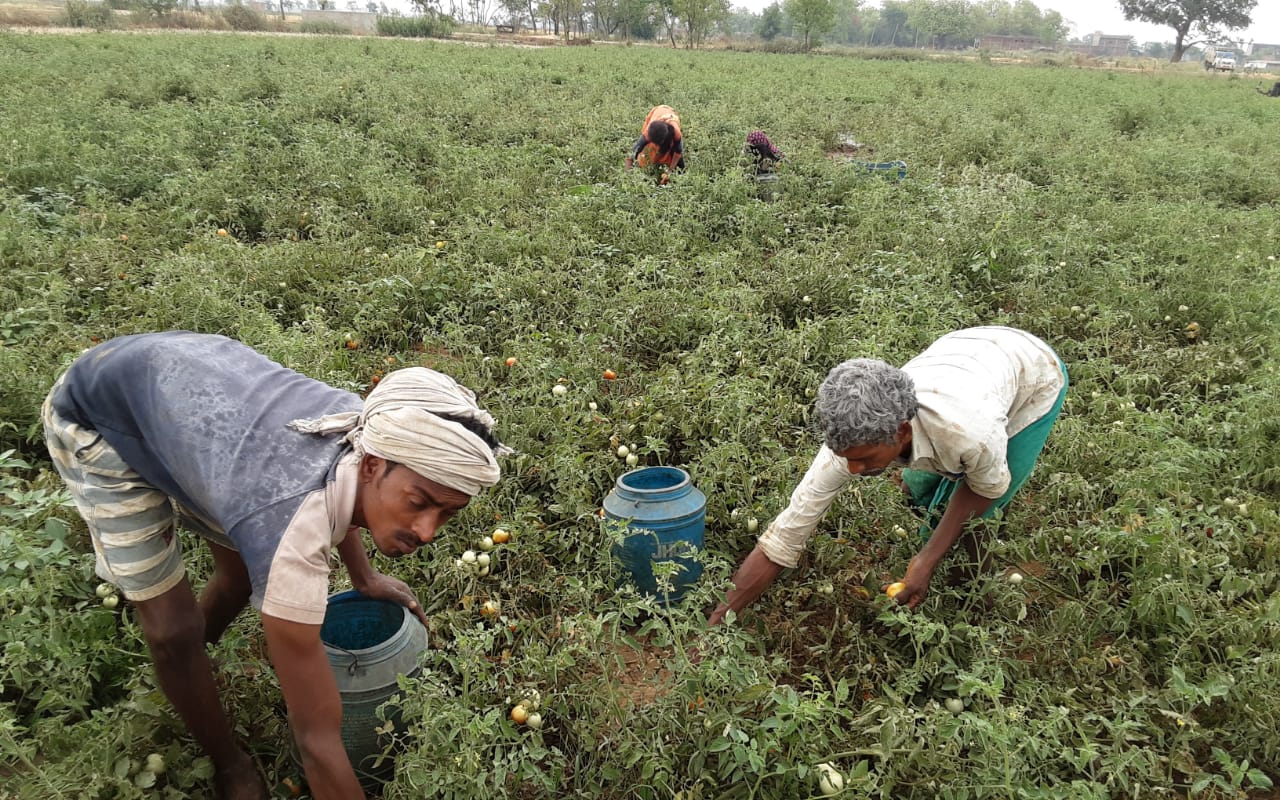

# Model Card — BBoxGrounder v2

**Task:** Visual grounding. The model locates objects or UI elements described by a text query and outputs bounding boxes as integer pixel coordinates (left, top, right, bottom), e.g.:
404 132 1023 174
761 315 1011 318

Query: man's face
833 421 912 477
355 456 471 557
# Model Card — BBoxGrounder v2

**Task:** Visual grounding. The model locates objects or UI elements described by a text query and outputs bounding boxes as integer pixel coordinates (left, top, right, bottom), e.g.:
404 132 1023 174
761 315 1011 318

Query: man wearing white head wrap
289 366 511 496
43 333 508 800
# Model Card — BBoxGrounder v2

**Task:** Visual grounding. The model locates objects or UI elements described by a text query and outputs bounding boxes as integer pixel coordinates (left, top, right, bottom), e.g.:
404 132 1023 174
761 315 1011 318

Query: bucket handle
327 642 362 675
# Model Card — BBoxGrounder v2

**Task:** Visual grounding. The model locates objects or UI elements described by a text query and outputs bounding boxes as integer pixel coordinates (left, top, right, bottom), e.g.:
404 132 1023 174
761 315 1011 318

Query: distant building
977 34 1044 51
1065 32 1135 58
300 8 376 31
1086 32 1134 57
1244 42 1280 58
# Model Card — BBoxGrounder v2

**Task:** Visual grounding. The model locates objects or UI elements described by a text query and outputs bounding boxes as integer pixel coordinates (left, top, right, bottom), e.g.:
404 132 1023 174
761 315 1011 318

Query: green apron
901 360 1068 538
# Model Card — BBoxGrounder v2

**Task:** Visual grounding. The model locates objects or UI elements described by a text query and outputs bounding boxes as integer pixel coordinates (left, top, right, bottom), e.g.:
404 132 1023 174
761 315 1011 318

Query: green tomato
96 582 115 599
945 698 965 714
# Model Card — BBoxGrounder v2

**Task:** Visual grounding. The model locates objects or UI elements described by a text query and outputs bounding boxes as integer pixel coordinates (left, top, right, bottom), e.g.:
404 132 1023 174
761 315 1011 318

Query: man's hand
625 156 635 170
338 531 427 626
891 558 934 609
708 546 784 626
355 571 428 627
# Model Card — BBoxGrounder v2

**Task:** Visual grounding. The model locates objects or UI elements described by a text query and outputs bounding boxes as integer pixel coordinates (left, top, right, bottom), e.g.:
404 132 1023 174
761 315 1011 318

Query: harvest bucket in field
313 590 428 790
850 159 907 180
604 466 706 605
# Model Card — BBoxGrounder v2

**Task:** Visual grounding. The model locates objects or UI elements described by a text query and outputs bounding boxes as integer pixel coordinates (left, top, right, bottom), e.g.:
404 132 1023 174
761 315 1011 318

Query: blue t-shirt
53 332 362 622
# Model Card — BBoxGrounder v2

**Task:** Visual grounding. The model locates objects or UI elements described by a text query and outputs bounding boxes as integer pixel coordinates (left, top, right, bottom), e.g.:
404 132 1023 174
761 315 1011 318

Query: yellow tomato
885 582 906 599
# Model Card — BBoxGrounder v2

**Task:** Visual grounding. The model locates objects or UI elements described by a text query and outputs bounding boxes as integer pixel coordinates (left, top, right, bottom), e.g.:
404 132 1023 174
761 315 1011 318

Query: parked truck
1203 45 1239 71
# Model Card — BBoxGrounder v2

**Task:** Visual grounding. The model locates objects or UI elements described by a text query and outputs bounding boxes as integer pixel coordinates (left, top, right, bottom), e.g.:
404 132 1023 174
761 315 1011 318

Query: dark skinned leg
199 541 252 647
133 577 268 800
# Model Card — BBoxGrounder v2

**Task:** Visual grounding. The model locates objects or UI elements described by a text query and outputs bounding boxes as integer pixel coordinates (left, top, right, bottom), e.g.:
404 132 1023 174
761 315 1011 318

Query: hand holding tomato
890 558 934 609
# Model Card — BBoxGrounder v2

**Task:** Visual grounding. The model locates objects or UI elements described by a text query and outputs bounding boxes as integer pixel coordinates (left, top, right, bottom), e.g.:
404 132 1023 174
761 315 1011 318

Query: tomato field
2 31 1279 799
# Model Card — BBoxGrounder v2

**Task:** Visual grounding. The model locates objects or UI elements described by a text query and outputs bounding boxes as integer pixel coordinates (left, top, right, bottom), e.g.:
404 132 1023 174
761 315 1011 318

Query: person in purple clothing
744 130 785 174
42 332 509 800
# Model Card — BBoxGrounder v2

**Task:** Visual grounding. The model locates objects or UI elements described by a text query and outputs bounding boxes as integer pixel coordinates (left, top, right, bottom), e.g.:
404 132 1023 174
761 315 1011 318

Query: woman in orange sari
625 105 685 184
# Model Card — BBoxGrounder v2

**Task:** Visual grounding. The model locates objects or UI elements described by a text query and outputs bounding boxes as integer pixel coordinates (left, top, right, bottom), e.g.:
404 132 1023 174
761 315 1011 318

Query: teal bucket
314 590 427 790
603 466 706 605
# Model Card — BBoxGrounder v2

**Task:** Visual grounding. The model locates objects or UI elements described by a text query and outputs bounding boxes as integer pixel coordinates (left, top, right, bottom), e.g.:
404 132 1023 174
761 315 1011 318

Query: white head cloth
288 367 510 496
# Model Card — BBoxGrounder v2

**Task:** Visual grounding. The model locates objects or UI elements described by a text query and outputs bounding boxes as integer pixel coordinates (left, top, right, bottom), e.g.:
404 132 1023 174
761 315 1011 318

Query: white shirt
757 327 1063 569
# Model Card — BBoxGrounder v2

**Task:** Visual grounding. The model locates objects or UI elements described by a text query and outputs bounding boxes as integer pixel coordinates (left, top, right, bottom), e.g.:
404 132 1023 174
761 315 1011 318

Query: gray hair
815 358 918 451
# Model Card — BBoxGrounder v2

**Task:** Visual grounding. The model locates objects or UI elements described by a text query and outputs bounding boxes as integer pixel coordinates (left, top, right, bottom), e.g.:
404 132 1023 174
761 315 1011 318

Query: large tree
908 0 973 48
784 0 837 49
664 0 729 47
878 0 910 45
757 1 783 39
1118 0 1256 62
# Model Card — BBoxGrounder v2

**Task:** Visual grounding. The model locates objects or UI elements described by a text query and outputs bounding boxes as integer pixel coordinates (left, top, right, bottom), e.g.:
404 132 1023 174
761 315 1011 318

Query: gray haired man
710 326 1067 624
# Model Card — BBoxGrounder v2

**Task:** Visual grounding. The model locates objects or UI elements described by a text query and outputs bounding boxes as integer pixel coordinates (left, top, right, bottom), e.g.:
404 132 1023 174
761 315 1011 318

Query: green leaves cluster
1 33 1279 799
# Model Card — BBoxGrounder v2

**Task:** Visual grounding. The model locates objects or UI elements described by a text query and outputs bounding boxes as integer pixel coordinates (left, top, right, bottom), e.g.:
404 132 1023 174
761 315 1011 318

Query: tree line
411 0 1068 48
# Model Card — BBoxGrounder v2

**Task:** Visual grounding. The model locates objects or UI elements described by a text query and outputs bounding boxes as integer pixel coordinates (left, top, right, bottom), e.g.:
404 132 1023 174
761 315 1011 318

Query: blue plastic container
603 466 706 604
316 590 428 790
850 159 908 180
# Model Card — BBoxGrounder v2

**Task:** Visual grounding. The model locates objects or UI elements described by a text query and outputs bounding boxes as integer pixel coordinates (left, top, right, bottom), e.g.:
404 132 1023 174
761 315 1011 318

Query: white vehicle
1203 46 1238 71
1244 60 1280 74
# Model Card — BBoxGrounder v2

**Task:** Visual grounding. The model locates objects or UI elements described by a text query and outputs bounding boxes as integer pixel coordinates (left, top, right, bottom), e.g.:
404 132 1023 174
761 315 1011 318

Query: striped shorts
41 382 234 601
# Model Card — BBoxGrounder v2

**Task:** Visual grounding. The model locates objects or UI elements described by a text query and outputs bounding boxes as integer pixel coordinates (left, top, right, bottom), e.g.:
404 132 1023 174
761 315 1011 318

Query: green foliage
1 33 1279 799
1118 0 1257 60
61 0 115 29
300 18 354 34
221 1 267 30
756 1 783 39
376 12 456 37
134 0 177 17
782 0 835 49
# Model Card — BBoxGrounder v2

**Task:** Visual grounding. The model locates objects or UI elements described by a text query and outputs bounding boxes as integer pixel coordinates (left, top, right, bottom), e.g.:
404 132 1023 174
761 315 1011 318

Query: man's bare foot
215 752 269 800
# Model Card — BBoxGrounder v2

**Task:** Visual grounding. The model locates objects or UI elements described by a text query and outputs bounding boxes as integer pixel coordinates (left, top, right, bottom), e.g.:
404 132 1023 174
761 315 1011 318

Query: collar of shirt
328 450 361 546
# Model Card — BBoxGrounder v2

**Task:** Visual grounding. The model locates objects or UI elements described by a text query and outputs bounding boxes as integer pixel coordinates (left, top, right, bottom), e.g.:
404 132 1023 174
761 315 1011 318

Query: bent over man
43 332 508 799
710 326 1067 624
